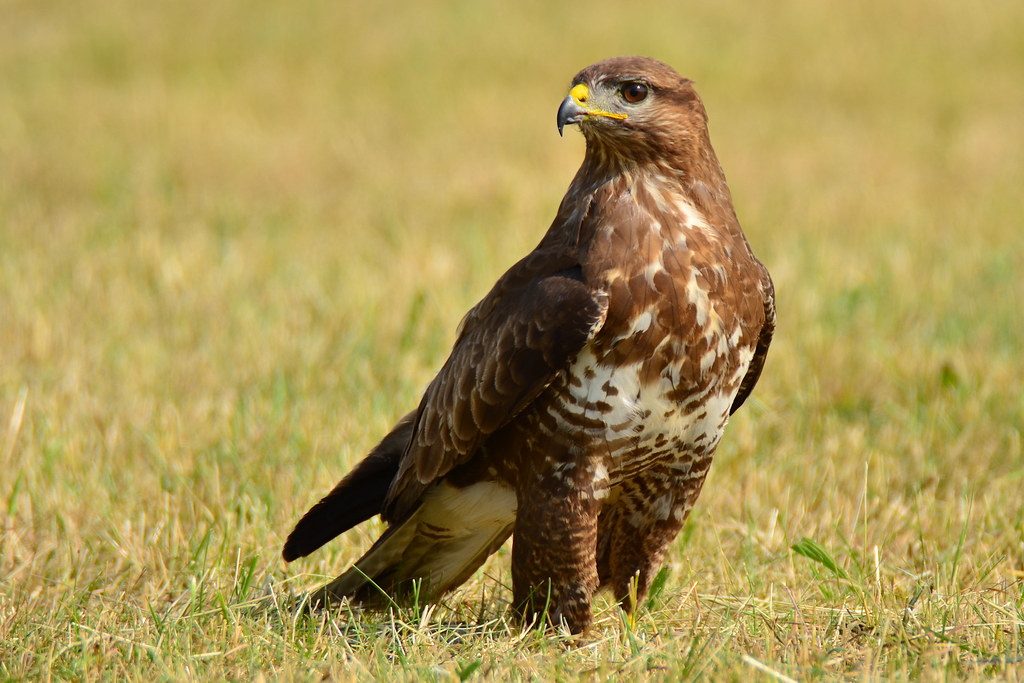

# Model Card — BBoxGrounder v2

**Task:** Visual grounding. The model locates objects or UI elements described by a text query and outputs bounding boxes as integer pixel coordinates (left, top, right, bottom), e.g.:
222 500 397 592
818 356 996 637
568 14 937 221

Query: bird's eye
621 82 648 104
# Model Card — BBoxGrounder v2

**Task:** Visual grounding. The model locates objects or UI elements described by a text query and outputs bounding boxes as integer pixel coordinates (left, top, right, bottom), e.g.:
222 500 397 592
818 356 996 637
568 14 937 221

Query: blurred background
1 0 1022 672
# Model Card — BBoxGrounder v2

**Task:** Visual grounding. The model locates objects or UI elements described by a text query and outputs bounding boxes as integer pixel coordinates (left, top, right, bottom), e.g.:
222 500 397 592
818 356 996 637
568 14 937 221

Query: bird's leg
606 514 687 612
511 462 604 634
597 468 709 612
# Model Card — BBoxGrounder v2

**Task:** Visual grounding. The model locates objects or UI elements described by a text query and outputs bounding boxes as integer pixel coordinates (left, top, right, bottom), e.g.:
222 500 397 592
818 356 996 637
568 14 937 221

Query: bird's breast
554 208 759 480
551 341 743 485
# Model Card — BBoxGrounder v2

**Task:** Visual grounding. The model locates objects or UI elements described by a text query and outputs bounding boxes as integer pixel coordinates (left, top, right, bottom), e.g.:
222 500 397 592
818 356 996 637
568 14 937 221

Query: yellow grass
2 0 1022 679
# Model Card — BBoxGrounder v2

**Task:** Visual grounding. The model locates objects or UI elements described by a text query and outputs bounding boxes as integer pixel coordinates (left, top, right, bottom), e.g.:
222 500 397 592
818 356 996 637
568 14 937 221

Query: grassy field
2 0 1023 679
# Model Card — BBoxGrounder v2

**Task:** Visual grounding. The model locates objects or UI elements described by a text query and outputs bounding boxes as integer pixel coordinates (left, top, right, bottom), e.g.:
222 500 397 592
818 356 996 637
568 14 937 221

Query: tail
311 480 516 606
282 412 416 563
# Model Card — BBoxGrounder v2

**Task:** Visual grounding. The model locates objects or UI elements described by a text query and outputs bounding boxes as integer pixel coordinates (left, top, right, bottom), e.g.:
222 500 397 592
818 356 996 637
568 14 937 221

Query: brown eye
621 82 648 103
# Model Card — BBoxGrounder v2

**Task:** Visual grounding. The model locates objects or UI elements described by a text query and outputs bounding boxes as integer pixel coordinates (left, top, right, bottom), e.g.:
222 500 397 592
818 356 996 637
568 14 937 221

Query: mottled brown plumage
283 56 775 634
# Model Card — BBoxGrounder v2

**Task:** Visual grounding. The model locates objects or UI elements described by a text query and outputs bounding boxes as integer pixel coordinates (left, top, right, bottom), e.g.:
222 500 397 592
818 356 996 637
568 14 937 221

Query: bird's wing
382 245 608 522
281 411 416 561
730 265 775 415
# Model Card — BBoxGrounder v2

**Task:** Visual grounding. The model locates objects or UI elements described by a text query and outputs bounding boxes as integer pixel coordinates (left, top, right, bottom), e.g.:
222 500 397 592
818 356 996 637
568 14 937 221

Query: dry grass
2 0 1023 679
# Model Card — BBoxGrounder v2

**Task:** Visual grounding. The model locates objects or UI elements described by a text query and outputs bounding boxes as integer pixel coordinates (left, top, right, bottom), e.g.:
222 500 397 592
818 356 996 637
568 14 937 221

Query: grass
2 0 1023 679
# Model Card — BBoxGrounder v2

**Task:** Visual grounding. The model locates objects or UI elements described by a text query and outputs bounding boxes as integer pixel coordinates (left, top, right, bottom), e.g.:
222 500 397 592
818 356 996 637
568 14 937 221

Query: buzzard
283 56 775 634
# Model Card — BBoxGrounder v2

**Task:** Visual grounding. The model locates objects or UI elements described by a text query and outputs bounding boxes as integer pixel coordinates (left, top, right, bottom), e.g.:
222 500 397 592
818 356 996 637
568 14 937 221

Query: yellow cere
569 82 627 121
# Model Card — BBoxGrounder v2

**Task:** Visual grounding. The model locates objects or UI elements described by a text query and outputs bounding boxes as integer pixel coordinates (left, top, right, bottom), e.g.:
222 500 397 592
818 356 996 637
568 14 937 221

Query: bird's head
557 56 710 169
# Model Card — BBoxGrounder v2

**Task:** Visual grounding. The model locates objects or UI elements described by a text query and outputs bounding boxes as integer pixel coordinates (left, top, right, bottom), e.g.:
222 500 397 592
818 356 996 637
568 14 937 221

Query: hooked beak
557 83 591 137
557 94 588 137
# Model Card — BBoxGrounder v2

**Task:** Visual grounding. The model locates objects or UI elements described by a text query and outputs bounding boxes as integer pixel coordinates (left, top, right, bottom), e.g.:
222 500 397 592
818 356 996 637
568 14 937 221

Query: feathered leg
512 461 604 634
596 462 711 609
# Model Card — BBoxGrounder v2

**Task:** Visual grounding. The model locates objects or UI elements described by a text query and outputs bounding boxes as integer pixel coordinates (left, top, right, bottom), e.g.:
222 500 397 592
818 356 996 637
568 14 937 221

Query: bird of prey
283 56 775 634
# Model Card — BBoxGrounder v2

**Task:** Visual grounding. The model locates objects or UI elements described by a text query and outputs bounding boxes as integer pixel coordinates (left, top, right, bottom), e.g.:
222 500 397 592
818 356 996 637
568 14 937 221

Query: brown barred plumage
283 56 775 634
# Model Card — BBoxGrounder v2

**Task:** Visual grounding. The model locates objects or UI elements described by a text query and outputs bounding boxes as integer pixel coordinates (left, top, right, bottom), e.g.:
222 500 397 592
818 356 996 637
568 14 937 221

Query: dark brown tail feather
282 412 416 562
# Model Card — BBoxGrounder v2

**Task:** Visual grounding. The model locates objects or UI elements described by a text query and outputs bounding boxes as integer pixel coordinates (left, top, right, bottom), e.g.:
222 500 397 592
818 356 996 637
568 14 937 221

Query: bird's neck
540 136 741 254
565 141 743 245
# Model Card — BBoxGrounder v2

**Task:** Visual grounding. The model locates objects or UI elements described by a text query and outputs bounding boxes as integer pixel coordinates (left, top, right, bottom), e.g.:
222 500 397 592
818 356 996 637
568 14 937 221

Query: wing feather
382 254 607 522
730 266 775 415
281 411 416 561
